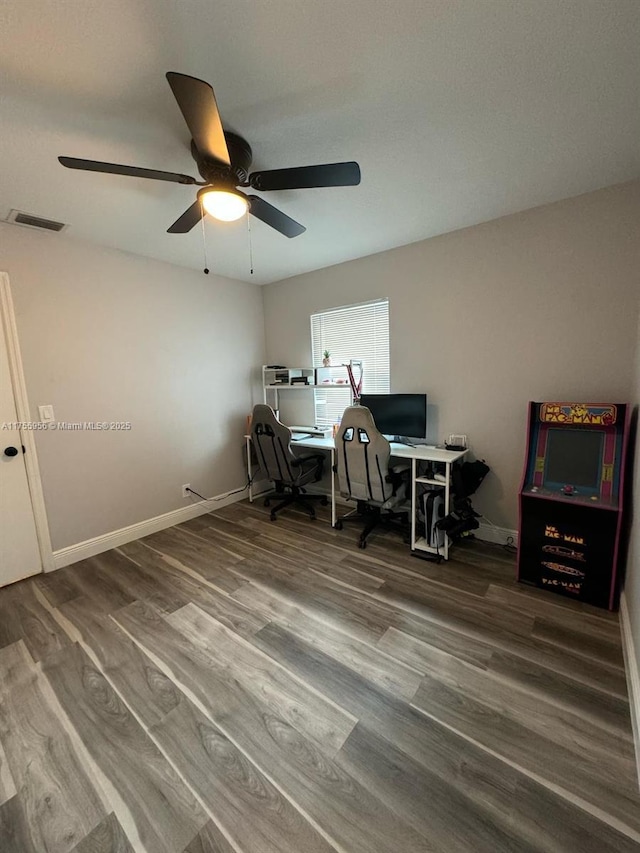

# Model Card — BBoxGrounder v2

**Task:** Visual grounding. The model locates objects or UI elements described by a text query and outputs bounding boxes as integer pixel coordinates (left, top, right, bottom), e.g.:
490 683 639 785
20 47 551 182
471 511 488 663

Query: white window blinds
310 299 390 426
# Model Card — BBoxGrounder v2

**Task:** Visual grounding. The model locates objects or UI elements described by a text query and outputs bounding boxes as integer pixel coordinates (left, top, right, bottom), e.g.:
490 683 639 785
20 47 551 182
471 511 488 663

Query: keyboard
289 425 331 438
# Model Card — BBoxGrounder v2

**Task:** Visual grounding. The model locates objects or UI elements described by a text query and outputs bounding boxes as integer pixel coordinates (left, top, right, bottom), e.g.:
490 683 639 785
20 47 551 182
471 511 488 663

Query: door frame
0 271 54 573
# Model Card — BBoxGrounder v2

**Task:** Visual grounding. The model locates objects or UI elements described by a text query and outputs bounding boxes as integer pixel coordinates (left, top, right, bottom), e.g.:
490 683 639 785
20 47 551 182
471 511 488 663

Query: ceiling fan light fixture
59 73 359 238
200 188 248 222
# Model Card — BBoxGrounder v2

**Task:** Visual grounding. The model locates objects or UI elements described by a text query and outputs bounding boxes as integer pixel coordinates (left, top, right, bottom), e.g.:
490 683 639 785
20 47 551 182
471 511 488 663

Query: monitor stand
390 435 417 447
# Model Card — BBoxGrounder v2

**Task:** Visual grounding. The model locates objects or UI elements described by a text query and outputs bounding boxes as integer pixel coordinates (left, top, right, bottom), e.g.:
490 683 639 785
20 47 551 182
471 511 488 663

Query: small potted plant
322 349 331 367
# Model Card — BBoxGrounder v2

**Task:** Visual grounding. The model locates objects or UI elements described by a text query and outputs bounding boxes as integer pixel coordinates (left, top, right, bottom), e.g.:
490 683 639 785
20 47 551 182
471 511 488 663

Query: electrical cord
185 477 254 504
478 514 518 554
504 535 517 554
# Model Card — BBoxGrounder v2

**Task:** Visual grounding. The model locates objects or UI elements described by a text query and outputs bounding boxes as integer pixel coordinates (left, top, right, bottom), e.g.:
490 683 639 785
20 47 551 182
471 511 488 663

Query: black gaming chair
250 404 328 521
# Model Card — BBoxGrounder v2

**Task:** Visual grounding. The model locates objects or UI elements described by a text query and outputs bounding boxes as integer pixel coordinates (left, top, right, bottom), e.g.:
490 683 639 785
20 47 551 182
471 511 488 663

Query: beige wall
263 181 640 529
2 182 637 553
0 223 265 551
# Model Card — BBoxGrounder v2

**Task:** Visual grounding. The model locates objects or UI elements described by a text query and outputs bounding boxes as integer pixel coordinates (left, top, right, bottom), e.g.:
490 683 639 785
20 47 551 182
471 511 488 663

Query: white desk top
249 433 468 464
387 443 468 464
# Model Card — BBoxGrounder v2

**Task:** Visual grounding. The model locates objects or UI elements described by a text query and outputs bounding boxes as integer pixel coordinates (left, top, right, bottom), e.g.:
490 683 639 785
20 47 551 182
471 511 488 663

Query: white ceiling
1 0 639 285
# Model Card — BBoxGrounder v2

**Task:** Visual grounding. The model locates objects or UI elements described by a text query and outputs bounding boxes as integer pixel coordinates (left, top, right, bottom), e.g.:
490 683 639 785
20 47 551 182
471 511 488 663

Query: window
310 299 390 426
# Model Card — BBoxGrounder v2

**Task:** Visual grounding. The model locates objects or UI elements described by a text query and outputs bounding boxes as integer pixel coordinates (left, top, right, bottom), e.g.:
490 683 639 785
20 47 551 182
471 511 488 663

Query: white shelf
264 384 312 389
415 476 448 486
313 383 352 389
413 537 444 555
263 384 351 391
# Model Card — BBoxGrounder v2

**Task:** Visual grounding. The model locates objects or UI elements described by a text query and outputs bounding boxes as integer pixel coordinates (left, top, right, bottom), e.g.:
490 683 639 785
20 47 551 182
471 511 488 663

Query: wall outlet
182 484 191 498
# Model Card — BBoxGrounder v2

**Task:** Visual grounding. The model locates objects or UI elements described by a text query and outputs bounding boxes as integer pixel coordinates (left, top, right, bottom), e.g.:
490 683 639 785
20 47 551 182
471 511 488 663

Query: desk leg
410 457 417 550
444 460 451 560
246 436 253 503
330 448 336 527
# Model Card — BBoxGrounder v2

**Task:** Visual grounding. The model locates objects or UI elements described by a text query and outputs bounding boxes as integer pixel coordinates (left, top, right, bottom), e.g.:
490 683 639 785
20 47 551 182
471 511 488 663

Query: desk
245 435 467 560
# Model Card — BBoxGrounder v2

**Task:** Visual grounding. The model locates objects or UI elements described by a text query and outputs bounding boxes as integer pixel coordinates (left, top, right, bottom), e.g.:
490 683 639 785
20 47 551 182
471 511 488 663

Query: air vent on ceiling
6 210 68 232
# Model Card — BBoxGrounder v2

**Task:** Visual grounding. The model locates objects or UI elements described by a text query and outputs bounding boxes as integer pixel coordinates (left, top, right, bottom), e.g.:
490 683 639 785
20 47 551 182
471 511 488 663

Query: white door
0 307 42 586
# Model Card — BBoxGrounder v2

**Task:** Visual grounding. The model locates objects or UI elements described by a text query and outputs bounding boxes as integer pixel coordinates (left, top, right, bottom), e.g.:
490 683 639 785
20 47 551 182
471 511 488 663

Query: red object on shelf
345 361 363 400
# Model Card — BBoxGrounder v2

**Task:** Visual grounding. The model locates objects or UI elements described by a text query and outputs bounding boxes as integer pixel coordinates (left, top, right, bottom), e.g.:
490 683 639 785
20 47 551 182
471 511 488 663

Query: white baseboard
620 591 640 790
51 489 247 570
476 523 518 548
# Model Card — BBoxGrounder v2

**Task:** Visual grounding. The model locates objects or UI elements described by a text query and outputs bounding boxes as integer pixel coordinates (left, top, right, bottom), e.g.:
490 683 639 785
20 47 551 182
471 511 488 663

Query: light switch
38 405 55 423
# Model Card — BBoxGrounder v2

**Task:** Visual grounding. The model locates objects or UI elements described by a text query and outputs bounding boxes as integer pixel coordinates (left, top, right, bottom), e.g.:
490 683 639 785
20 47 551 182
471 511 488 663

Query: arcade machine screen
544 429 604 493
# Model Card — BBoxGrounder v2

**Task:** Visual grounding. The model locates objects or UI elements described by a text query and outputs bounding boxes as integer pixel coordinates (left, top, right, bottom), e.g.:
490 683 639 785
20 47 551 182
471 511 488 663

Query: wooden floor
0 500 638 853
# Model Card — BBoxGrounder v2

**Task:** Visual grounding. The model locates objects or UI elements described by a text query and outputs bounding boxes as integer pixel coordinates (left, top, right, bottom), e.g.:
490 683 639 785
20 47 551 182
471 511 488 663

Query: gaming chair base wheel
333 521 343 530
358 538 367 549
270 511 277 521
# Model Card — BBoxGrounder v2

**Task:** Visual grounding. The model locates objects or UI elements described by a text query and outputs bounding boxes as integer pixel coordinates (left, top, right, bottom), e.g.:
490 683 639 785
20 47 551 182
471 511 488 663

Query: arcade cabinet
518 402 630 610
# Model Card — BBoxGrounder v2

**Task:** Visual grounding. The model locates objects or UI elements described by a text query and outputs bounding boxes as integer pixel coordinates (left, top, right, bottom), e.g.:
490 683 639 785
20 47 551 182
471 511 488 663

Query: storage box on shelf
263 366 314 386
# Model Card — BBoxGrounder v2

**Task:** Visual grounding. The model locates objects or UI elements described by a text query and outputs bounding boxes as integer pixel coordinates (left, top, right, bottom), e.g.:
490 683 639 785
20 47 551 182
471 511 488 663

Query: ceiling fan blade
58 156 197 184
166 72 230 165
167 200 204 233
249 161 361 192
248 195 305 238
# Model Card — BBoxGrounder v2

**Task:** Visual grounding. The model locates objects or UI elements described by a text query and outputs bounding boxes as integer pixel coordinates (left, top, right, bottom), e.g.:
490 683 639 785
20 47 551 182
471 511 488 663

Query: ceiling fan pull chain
247 210 254 276
200 198 210 275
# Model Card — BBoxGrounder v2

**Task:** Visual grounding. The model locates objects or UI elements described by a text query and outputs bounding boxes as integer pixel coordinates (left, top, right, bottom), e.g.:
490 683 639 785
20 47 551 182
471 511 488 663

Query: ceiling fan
59 72 361 238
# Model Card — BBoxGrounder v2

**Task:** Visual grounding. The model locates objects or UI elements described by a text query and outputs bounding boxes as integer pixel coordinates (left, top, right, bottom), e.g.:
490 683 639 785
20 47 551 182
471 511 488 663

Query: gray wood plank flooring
0 499 638 852
0 658 106 852
70 814 135 853
42 643 207 853
182 820 240 853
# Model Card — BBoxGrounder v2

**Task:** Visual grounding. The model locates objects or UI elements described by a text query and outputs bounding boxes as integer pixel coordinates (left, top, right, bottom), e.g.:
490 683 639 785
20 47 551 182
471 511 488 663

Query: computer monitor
358 393 427 439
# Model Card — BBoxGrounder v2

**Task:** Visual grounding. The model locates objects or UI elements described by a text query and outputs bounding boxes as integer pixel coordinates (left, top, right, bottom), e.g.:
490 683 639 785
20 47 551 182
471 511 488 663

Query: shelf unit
407 448 468 560
262 365 354 411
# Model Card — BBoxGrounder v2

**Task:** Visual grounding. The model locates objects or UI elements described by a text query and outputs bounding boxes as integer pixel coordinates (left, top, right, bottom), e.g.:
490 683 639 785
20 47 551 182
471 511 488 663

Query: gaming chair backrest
336 405 393 505
251 404 297 485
